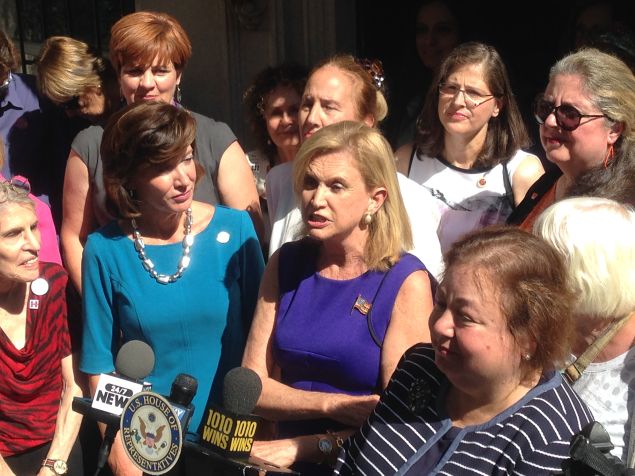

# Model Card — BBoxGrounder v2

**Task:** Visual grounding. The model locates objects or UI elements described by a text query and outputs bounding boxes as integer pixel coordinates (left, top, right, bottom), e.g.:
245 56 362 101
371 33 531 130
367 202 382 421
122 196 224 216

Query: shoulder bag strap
564 313 632 384
502 160 515 210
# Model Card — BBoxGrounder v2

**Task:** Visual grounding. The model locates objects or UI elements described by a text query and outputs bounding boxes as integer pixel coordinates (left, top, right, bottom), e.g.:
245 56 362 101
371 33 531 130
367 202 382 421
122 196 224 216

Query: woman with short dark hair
80 101 264 475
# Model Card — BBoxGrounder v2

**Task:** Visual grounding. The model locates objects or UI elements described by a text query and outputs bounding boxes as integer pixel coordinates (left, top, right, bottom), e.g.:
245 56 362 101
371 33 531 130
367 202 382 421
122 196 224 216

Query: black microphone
199 367 262 459
167 373 198 433
81 340 155 475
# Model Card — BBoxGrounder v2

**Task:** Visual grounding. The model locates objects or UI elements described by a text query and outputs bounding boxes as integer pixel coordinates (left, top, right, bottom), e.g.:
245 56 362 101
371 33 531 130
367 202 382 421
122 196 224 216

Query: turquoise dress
80 206 264 435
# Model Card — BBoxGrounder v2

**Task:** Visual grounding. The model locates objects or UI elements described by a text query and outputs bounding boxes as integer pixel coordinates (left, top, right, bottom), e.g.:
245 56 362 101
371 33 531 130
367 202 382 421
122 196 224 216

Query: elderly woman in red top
0 181 83 475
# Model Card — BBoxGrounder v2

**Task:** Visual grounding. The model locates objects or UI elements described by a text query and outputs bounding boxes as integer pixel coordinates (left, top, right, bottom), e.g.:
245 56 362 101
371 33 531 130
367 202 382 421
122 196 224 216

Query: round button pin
31 278 49 296
216 231 230 244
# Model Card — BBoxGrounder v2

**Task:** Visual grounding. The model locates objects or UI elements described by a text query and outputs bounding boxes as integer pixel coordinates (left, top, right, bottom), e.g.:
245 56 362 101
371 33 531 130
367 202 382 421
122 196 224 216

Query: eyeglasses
438 83 497 108
533 95 607 132
59 95 81 111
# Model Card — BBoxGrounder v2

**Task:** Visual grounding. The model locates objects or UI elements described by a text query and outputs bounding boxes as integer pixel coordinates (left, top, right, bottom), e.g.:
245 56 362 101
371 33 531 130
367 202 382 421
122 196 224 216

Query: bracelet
327 430 345 449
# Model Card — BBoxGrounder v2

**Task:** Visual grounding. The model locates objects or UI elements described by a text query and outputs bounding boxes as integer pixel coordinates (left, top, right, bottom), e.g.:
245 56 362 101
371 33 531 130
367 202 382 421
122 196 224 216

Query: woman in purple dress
242 121 435 473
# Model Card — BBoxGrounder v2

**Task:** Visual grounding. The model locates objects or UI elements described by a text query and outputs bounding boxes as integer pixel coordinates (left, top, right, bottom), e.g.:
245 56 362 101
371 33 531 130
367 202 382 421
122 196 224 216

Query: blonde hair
311 55 388 124
36 36 108 103
535 197 635 321
292 121 411 270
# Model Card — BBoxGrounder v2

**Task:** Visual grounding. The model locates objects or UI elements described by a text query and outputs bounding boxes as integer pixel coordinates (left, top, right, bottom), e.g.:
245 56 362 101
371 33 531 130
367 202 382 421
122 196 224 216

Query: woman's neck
317 239 368 280
446 370 540 427
443 129 488 169
0 280 28 314
276 145 298 164
131 209 186 244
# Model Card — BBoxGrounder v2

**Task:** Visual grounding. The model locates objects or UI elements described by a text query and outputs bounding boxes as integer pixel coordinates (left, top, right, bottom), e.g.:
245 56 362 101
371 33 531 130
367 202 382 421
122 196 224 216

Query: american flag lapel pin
353 294 372 315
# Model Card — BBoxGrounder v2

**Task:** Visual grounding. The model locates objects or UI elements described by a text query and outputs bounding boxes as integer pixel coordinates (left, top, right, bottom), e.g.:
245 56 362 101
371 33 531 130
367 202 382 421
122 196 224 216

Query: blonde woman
243 121 434 473
37 36 119 122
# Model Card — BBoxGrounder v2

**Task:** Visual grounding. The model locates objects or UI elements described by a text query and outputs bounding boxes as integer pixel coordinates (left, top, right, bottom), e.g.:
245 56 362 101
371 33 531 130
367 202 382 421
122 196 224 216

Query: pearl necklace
131 208 194 284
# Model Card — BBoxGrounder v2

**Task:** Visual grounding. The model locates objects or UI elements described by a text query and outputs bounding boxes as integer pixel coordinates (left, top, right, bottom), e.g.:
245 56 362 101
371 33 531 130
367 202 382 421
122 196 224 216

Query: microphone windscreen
115 340 155 380
170 373 198 406
222 367 262 415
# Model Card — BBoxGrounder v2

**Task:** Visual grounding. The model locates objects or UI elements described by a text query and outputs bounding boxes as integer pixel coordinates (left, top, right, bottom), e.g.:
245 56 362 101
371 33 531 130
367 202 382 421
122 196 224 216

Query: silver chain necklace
130 208 194 284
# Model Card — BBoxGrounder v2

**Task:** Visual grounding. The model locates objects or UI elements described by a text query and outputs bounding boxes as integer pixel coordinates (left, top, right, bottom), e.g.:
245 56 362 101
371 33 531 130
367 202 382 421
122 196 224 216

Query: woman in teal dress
80 101 264 475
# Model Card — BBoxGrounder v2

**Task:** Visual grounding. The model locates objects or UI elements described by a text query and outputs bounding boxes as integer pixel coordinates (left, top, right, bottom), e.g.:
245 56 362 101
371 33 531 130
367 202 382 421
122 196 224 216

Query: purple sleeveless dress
273 238 430 441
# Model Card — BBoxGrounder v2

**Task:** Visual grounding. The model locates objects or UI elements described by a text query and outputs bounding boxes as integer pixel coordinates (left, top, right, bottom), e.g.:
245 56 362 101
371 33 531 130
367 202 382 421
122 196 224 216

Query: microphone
91 340 155 416
167 373 198 433
199 367 262 459
77 340 155 475
115 340 155 382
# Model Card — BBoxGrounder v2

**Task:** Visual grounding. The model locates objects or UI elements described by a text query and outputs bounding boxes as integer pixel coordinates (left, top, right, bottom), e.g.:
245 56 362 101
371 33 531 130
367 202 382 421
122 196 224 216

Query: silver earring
523 353 531 361
176 85 182 103
363 213 372 225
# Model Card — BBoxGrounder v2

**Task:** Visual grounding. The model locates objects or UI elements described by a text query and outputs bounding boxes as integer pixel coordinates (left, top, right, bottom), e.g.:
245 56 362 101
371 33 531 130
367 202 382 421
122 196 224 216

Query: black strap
365 270 393 349
502 160 515 210
407 143 417 177
506 166 562 225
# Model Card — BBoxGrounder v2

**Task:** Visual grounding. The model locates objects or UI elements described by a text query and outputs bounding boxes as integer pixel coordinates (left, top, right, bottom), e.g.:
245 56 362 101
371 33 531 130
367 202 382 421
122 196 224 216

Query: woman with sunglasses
37 36 120 124
396 42 544 253
508 48 635 229
0 142 61 265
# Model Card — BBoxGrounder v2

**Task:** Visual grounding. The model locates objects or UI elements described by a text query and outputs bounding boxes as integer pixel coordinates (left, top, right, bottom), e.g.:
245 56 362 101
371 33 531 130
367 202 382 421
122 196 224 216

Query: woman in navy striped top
336 226 593 475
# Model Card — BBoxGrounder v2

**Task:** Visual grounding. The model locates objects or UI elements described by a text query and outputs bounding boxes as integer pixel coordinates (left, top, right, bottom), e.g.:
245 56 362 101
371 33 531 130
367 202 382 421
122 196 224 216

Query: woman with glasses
0 181 83 475
509 48 635 229
396 41 544 253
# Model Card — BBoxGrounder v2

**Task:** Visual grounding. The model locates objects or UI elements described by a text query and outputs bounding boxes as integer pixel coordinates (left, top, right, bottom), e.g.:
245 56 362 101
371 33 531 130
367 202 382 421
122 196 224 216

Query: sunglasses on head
0 73 12 94
533 94 607 132
59 95 81 111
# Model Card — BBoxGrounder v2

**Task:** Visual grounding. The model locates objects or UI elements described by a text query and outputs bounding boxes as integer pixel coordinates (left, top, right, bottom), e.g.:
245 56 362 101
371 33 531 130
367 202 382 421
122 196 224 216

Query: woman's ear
368 187 387 214
608 121 625 145
363 114 375 128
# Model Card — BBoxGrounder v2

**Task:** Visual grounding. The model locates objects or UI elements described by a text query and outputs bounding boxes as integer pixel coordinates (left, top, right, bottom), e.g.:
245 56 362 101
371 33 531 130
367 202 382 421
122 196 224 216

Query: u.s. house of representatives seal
120 392 182 475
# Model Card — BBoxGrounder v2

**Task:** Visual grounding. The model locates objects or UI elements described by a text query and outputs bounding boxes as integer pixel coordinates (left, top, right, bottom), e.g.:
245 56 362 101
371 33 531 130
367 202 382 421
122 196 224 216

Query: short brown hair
415 42 530 169
444 226 574 375
101 101 197 218
109 11 192 75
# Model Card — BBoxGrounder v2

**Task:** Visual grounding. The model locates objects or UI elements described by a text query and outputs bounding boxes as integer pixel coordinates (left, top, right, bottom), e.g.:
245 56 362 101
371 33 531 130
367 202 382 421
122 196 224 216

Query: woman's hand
251 435 319 468
325 393 380 427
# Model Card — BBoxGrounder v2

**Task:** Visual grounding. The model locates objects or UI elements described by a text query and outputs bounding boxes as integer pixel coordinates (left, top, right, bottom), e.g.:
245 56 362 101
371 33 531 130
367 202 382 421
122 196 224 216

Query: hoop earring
176 85 182 104
603 144 615 168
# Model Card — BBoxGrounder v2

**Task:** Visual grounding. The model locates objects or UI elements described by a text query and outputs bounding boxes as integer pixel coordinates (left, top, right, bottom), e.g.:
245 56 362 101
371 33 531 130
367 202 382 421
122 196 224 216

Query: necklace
130 208 194 284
